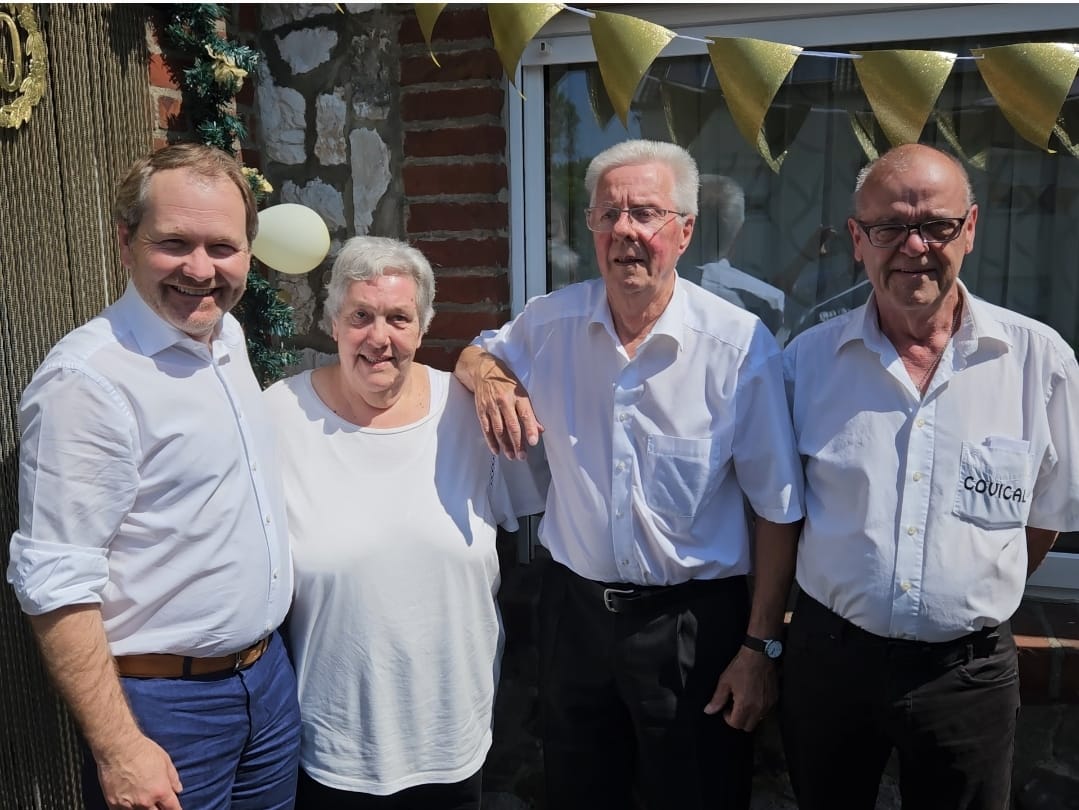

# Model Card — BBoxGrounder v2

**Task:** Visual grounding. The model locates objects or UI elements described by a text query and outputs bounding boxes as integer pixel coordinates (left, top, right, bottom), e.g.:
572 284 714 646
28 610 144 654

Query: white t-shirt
263 367 546 794
784 283 1079 641
475 276 804 586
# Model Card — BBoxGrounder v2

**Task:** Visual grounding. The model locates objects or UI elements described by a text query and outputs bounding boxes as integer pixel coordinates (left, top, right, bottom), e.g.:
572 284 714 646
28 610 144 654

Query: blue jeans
82 631 301 810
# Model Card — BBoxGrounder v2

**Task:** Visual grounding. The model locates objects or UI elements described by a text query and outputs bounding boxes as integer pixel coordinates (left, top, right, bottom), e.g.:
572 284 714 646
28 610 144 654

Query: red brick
236 3 258 31
414 238 509 269
403 163 507 197
401 50 504 86
405 126 506 159
428 309 510 342
434 273 510 304
402 87 504 122
408 202 508 234
399 7 493 46
157 95 187 130
149 53 184 90
415 344 460 372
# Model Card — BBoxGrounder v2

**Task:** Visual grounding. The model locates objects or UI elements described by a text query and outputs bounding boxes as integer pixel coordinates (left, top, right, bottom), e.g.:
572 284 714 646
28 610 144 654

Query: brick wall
398 7 511 369
144 7 263 172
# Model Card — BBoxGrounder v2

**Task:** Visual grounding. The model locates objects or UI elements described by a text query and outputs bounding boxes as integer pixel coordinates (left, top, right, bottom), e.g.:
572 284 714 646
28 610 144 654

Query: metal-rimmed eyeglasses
856 214 969 249
584 206 687 234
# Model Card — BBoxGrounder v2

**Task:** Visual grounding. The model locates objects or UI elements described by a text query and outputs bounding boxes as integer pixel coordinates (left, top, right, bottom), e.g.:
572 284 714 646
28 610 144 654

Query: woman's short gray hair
321 236 436 334
584 140 700 217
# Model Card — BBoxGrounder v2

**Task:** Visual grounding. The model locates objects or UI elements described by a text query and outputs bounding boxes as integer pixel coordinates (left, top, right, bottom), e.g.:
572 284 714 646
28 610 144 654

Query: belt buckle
603 587 636 613
233 650 245 672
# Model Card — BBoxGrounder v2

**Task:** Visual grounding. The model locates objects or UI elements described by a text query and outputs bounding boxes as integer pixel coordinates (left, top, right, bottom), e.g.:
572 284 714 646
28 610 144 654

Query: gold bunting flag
853 49 956 147
489 3 563 96
586 65 616 130
589 10 675 128
849 111 881 164
973 42 1079 152
414 3 447 67
707 37 801 171
933 111 990 171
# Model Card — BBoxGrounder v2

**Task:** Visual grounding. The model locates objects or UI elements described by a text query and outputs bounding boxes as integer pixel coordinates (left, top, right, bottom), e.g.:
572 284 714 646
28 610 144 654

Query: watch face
764 639 784 659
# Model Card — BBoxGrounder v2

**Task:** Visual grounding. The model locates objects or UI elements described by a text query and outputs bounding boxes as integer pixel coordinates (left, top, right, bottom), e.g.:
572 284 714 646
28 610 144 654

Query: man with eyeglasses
780 143 1079 809
454 139 804 809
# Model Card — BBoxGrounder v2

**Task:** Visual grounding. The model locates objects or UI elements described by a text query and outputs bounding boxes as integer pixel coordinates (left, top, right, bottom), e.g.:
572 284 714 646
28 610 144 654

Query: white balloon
251 204 331 275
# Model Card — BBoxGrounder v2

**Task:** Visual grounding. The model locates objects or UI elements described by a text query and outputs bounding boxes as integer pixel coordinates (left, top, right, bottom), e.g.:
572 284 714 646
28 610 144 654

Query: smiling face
119 168 250 343
592 160 695 315
850 145 977 320
332 273 423 408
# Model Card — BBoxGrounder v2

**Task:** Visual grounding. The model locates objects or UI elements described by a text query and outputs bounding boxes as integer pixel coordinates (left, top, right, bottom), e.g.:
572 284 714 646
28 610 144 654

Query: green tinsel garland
162 3 298 387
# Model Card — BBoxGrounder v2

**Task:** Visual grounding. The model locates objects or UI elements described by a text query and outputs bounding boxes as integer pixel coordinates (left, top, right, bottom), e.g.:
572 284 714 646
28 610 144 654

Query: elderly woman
264 236 546 809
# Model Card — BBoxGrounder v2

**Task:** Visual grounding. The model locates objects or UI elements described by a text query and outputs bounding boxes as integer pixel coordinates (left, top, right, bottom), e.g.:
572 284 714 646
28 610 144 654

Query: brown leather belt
114 636 270 678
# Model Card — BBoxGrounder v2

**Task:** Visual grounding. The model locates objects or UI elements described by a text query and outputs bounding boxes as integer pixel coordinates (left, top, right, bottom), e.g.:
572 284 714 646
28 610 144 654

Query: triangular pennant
414 3 447 67
932 111 989 171
849 111 881 163
489 3 563 96
972 42 1079 152
707 37 801 169
660 82 724 148
586 66 617 130
852 49 957 146
589 10 675 128
758 102 811 173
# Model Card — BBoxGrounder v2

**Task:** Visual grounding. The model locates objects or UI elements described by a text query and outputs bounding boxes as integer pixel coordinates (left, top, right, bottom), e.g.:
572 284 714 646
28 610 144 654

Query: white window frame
505 3 1079 595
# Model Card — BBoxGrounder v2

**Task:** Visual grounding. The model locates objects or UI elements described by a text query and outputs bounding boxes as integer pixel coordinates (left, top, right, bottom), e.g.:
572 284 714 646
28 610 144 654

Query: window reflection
545 33 1079 352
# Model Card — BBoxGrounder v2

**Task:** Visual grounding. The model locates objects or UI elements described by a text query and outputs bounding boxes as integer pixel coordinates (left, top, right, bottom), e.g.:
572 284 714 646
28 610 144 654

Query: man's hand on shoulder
704 644 778 732
455 345 543 460
97 734 183 810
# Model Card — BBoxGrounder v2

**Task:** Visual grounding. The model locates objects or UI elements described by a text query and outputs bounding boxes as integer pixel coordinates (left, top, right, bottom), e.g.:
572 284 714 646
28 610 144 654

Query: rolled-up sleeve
7 364 138 615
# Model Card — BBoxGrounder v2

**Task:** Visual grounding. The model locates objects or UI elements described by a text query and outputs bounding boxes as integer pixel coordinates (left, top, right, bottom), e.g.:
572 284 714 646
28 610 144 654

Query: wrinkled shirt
784 283 1079 641
8 284 291 656
476 276 804 586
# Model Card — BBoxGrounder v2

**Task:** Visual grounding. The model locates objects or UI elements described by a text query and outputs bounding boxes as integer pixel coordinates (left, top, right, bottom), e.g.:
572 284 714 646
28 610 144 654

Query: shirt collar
117 281 240 359
587 274 686 351
835 279 1011 357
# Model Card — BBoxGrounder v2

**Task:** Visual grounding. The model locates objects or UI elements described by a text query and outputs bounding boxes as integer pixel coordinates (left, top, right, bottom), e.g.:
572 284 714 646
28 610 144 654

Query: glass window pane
544 31 1079 354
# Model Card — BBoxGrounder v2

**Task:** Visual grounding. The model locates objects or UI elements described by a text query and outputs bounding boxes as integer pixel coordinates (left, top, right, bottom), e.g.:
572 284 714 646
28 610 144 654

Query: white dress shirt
7 283 291 657
476 275 804 586
784 282 1079 641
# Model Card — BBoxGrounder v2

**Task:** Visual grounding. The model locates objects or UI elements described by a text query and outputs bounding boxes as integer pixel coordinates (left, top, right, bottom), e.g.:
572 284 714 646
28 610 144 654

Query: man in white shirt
781 143 1079 809
454 140 804 810
7 144 300 810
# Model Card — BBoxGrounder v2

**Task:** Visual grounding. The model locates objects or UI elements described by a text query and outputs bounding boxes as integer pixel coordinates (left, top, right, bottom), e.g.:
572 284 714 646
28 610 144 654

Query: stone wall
253 3 509 371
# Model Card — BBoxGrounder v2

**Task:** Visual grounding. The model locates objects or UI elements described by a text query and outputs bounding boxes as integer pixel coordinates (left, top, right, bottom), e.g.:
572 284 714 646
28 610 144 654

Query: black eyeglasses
856 214 969 248
584 206 687 233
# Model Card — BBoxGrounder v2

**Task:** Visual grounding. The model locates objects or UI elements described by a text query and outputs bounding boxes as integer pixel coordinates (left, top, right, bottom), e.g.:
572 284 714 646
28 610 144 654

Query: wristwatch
743 634 783 660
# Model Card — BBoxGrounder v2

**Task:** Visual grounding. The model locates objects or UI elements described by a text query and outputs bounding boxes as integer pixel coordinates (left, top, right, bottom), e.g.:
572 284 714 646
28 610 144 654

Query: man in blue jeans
7 143 300 810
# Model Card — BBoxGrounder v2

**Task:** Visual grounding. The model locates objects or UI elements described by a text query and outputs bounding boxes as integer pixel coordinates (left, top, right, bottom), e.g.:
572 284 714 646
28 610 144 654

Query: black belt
795 591 1004 665
559 563 746 615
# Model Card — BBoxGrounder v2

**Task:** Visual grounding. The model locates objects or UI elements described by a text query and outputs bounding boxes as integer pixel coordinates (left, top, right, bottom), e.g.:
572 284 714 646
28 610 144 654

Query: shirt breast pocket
952 438 1033 530
642 434 715 519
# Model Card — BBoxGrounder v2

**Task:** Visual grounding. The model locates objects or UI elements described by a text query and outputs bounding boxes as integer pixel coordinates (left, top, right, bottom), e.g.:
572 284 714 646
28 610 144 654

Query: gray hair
699 174 745 258
853 144 975 215
585 140 700 217
321 236 436 335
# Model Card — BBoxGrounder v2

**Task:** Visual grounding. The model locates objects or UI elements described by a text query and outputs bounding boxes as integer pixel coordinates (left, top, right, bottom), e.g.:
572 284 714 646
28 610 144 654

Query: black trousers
295 767 482 810
780 591 1020 810
538 561 754 810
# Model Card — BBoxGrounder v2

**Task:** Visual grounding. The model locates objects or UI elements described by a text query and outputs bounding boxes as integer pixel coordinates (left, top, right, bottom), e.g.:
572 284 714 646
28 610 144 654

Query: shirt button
900 581 912 592
265 516 272 525
251 462 258 472
621 559 630 567
618 413 629 422
907 526 917 536
916 418 926 428
615 461 625 473
272 569 279 580
615 509 623 517
912 471 922 482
